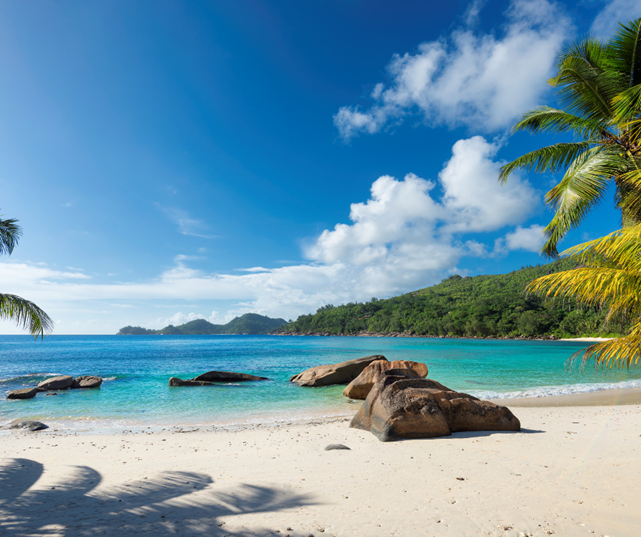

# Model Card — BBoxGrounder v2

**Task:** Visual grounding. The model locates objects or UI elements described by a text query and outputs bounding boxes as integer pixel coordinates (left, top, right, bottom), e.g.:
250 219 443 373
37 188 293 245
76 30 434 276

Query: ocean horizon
2 334 640 432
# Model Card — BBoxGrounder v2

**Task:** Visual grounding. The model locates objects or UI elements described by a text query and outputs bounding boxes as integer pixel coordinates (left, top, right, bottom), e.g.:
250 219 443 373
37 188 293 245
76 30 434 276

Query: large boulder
350 370 520 441
10 420 49 431
343 360 428 400
290 355 388 387
7 388 39 400
71 375 103 389
37 375 73 391
169 377 216 387
192 371 269 382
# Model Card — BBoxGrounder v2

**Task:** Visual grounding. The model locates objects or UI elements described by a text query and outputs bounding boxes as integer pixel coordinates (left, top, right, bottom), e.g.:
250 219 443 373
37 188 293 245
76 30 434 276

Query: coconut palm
0 215 53 338
527 225 641 369
499 18 641 257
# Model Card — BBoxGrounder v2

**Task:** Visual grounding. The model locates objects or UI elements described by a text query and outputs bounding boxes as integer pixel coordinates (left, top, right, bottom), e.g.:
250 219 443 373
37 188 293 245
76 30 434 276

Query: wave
0 373 63 385
470 379 641 400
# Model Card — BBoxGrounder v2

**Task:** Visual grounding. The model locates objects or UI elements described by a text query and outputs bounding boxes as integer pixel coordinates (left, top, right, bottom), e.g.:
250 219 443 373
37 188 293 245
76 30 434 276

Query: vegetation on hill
275 260 628 339
117 313 287 335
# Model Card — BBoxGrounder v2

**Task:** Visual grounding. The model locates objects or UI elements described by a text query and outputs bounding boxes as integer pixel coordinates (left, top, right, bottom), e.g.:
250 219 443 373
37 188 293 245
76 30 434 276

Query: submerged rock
37 375 73 391
290 355 387 387
192 371 269 382
343 360 428 400
10 419 49 431
71 375 103 389
6 388 39 400
350 370 520 442
168 377 216 387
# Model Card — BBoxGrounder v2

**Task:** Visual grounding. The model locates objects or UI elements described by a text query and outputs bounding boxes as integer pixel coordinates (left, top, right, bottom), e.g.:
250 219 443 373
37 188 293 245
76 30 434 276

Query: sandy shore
1 402 640 537
491 387 641 407
558 337 614 342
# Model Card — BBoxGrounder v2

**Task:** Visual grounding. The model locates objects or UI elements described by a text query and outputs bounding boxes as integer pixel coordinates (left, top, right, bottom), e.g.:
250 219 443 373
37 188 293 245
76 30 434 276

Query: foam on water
470 378 641 400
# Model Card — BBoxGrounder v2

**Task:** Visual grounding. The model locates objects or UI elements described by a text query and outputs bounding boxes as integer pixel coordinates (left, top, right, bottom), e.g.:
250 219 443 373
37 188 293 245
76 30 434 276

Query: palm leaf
498 142 592 183
606 18 641 88
0 217 21 256
510 106 608 138
539 147 622 256
550 38 616 121
567 328 641 370
0 293 54 339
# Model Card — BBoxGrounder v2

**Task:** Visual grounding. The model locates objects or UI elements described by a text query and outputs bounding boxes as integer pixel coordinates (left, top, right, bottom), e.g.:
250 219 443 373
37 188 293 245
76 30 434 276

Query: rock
192 371 269 382
37 375 73 391
71 375 103 389
350 370 520 441
290 355 388 387
324 444 351 451
169 377 216 387
10 419 49 431
6 388 39 400
343 360 428 400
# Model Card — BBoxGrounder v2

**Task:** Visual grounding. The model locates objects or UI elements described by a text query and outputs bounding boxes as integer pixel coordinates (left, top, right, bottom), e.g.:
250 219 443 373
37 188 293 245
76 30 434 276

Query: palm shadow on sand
0 458 317 536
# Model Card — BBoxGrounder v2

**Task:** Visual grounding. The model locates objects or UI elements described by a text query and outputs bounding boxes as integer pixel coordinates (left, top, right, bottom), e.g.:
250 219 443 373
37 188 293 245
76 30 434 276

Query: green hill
117 313 286 335
274 260 628 339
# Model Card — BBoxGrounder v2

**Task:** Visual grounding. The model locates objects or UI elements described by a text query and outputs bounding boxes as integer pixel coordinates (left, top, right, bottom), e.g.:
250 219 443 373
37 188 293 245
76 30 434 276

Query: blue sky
1 0 640 334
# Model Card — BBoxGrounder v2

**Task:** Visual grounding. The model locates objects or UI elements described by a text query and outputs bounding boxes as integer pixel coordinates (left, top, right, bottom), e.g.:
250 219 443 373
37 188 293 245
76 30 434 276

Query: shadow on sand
0 458 317 536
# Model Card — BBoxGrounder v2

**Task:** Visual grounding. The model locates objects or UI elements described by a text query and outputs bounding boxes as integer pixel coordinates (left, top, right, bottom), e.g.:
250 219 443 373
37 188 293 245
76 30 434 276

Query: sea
1 335 640 432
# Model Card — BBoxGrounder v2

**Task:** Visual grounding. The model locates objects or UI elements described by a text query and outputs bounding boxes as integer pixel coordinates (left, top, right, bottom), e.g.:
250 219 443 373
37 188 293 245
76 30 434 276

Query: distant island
274 260 628 339
117 313 287 335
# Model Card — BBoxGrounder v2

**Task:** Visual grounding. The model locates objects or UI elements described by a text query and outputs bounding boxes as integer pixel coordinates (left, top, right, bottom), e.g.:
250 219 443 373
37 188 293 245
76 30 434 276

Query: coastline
274 331 615 341
2 404 640 536
490 386 641 407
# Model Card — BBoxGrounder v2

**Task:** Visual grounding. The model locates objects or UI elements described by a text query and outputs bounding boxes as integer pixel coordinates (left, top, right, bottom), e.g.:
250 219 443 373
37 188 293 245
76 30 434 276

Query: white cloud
334 0 570 139
494 224 546 254
0 136 543 332
591 0 641 39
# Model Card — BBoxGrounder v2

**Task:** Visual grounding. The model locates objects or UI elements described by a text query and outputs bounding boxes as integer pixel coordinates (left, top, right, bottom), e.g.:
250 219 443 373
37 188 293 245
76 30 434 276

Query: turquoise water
1 335 640 430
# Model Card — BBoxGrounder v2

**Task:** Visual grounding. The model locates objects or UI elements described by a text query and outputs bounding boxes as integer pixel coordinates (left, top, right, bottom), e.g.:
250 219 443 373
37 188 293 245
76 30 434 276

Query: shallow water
1 335 640 430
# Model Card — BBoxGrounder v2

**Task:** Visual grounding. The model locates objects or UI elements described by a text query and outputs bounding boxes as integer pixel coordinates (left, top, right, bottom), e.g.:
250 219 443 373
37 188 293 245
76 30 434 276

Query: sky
1 0 640 334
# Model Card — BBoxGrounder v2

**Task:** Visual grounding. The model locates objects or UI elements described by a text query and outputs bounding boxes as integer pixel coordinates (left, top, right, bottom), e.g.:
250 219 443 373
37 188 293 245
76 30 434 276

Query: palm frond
539 147 620 255
510 106 608 138
550 38 617 121
0 217 22 256
566 327 641 370
0 293 54 339
498 142 592 183
611 84 641 124
606 18 641 87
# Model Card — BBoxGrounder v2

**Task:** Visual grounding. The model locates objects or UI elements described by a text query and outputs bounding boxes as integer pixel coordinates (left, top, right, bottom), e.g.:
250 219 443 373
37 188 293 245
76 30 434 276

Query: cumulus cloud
0 136 542 330
494 224 546 254
591 0 641 39
334 0 570 139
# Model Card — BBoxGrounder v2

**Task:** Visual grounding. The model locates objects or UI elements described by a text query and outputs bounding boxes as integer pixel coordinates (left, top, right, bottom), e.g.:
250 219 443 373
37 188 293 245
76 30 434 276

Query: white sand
2 403 641 537
558 337 614 342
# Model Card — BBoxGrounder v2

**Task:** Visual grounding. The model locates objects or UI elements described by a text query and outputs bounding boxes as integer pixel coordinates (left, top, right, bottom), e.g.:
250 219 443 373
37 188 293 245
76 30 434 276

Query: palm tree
527 225 641 369
499 18 641 257
0 215 53 338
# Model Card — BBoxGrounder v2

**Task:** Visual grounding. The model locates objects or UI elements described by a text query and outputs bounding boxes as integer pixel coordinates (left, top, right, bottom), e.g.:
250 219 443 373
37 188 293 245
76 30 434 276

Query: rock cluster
169 370 269 387
290 355 387 387
6 374 104 400
343 359 427 400
350 369 520 441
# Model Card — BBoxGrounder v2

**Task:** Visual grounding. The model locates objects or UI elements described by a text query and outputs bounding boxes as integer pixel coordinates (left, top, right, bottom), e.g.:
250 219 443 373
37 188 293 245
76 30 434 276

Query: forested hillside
118 313 287 335
275 260 628 339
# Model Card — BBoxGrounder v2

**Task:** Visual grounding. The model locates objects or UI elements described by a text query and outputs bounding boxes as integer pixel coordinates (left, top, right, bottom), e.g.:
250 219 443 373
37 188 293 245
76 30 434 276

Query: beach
2 395 640 537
